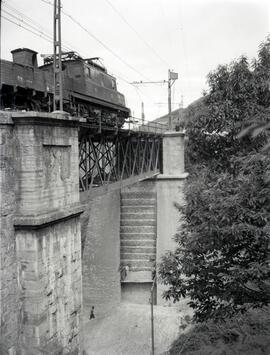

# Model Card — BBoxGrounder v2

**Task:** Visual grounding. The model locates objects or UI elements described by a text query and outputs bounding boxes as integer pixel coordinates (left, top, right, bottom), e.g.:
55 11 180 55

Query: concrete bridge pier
0 112 83 354
155 131 188 304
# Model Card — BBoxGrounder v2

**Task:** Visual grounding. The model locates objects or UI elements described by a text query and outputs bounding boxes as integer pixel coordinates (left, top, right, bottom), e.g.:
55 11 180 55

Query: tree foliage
159 37 270 322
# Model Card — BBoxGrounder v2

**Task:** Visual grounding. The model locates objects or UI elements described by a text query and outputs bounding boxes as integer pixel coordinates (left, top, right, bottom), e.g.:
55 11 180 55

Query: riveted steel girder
78 125 162 191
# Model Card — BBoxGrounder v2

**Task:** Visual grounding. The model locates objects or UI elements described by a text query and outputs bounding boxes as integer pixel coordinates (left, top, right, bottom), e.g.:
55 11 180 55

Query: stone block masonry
13 114 80 216
0 113 19 354
16 217 81 353
0 112 83 354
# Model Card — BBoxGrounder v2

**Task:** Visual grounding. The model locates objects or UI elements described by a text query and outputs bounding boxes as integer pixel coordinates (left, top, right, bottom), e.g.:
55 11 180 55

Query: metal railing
123 116 168 134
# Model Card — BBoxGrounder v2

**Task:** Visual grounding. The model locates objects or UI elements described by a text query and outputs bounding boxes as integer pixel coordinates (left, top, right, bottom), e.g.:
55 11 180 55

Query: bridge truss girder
79 128 162 191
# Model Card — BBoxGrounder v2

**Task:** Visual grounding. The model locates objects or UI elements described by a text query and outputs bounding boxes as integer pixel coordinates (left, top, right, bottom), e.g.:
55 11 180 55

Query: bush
159 37 270 322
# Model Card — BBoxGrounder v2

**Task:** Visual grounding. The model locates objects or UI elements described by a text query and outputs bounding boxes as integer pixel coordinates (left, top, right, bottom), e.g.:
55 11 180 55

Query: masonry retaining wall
16 217 82 354
81 189 121 320
0 112 83 354
0 113 19 354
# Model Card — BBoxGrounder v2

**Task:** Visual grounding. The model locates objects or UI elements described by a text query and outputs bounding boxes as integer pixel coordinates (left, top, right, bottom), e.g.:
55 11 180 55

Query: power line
2 3 84 54
2 13 151 105
2 16 54 45
2 6 140 89
4 2 52 35
3 9 54 42
3 1 160 116
3 7 70 52
103 0 170 68
39 0 150 81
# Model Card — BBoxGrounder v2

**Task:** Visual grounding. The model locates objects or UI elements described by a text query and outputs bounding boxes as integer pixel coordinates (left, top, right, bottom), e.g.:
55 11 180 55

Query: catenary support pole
53 0 63 111
167 70 178 130
168 70 172 130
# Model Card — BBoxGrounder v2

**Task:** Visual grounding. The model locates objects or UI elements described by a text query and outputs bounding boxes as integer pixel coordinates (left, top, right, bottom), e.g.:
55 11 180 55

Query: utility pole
168 70 172 130
150 275 156 355
180 94 184 109
141 102 145 125
168 70 178 130
53 0 63 111
132 70 178 131
0 0 2 108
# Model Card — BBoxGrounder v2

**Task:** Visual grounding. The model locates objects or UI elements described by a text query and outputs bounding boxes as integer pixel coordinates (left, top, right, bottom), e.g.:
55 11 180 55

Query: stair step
128 266 153 272
121 240 156 247
120 260 155 268
121 205 155 213
121 192 156 199
121 270 153 283
121 252 156 260
120 219 156 227
121 246 156 254
120 233 156 240
120 226 155 233
121 198 156 206
121 212 155 220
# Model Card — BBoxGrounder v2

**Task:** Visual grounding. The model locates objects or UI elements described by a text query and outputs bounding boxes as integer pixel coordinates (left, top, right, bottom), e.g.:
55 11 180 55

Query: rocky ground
82 300 192 355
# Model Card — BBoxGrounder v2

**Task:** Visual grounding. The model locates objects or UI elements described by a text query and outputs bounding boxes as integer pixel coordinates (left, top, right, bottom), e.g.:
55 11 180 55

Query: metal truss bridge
79 118 166 195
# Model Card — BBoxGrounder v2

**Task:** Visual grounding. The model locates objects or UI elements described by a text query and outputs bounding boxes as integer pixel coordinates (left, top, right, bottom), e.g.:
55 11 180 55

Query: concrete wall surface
81 189 121 319
156 178 186 304
155 131 188 304
162 132 185 176
121 283 154 304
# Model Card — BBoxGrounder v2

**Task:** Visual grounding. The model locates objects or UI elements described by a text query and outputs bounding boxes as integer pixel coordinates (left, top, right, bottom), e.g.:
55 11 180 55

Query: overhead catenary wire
39 0 151 81
3 0 164 118
103 0 170 68
2 15 55 46
2 3 86 55
3 14 161 123
9 0 162 95
3 10 54 42
4 1 56 38
2 5 148 96
2 8 72 53
178 0 190 108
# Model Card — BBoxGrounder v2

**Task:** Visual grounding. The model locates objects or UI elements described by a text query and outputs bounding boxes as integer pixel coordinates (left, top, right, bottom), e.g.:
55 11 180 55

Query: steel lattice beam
78 125 162 191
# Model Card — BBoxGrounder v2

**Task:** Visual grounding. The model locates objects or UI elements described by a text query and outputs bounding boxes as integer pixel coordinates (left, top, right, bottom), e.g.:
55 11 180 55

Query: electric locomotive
0 48 130 126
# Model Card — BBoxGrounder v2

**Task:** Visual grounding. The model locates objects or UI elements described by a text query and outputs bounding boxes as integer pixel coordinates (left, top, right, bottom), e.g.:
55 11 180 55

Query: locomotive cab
1 48 130 125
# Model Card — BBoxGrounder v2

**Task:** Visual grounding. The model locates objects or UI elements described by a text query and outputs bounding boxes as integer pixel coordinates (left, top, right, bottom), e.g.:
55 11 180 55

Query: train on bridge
0 48 130 127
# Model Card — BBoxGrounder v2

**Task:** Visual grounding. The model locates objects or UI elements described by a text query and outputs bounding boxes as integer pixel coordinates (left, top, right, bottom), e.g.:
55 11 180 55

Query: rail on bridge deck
79 117 166 196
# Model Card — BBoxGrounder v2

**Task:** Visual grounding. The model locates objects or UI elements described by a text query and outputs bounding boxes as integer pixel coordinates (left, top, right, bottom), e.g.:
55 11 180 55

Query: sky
1 0 270 121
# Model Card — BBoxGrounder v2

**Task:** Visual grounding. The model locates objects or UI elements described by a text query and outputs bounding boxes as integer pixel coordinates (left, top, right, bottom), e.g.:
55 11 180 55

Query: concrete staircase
120 191 157 282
